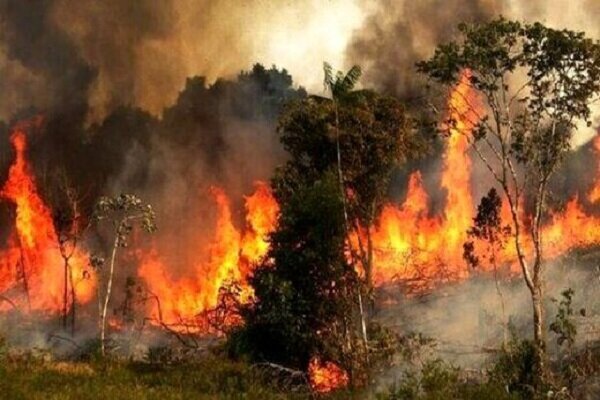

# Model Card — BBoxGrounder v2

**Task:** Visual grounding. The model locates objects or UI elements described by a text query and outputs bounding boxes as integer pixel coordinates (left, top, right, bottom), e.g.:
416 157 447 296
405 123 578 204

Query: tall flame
0 121 94 313
369 72 478 287
369 72 600 289
138 181 279 328
587 135 600 203
2 72 600 343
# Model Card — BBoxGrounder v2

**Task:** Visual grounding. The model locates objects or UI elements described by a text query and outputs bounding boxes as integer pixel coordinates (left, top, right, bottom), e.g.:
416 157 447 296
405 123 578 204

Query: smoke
0 0 363 123
346 0 600 145
0 0 95 119
1 0 599 356
377 255 600 375
347 0 504 101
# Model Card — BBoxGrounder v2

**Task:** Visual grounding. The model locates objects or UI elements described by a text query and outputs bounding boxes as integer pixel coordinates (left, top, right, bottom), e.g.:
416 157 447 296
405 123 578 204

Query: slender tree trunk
62 256 68 329
506 190 547 383
333 103 349 230
530 180 548 384
531 281 545 378
101 233 120 356
69 261 76 336
333 100 370 364
491 247 508 348
18 244 31 312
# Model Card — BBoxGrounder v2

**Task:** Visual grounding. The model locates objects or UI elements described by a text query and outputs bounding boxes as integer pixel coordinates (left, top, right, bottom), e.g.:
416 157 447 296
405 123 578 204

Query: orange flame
368 71 600 289
588 135 600 204
138 181 279 329
369 72 478 287
308 357 349 393
0 122 94 313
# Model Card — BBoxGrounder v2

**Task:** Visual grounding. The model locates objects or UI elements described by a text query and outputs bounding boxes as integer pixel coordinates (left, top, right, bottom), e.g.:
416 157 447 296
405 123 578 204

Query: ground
0 357 321 400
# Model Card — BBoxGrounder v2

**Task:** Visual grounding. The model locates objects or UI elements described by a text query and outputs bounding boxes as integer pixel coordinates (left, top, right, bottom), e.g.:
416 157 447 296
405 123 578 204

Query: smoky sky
347 0 504 100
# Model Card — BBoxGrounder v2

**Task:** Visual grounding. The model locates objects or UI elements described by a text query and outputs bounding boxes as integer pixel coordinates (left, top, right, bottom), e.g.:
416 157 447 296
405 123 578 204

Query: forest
1 2 600 399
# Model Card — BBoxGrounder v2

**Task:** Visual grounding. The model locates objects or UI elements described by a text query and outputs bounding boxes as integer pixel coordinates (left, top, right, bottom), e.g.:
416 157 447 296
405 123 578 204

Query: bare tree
418 17 600 383
51 170 91 335
92 194 156 356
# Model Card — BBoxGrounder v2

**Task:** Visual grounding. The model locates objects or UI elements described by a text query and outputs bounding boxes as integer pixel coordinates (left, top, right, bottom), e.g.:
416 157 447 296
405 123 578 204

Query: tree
276 64 421 292
92 194 156 356
463 188 511 346
51 171 89 335
234 174 365 383
417 17 600 383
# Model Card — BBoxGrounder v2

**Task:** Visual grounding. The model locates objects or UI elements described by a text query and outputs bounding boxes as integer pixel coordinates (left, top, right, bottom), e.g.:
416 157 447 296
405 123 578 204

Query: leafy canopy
417 17 600 179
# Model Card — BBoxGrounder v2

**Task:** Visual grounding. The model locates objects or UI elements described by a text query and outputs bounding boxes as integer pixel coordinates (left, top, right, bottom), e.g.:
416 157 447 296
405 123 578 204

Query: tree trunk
69 261 76 336
62 257 68 330
366 226 373 294
506 192 547 384
100 233 120 356
491 247 508 348
530 181 547 385
531 282 545 382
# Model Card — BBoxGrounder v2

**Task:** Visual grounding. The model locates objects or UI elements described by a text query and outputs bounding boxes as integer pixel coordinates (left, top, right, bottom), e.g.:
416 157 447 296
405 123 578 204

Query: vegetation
92 194 157 356
231 63 424 385
418 16 600 384
0 356 310 400
276 64 422 292
2 15 600 400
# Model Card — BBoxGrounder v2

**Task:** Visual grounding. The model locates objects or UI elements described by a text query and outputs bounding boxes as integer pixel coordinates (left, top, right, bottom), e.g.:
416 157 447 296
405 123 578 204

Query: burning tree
417 17 600 384
274 63 422 297
234 174 364 385
233 65 424 388
92 194 156 356
50 170 90 335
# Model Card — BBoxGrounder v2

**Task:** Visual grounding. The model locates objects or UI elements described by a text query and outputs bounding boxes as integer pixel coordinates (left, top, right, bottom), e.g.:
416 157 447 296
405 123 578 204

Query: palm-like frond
338 65 362 94
323 62 362 100
323 62 334 90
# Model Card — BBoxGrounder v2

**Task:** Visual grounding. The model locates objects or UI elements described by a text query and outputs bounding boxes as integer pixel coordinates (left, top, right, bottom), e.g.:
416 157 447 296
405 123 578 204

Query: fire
308 357 349 393
2 72 600 336
0 121 94 313
240 181 280 276
138 181 279 329
369 72 479 287
368 71 600 290
588 135 600 203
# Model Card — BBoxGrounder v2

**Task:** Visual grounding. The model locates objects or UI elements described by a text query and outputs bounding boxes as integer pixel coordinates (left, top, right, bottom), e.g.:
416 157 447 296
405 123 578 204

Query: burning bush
230 174 364 382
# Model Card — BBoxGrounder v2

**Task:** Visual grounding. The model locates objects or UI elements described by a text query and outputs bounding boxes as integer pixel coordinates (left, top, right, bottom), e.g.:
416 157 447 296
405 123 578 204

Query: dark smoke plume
347 0 503 101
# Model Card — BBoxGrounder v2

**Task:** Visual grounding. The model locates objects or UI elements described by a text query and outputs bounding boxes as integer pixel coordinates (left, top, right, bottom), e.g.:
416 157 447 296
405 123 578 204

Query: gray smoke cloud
346 0 600 144
0 0 362 123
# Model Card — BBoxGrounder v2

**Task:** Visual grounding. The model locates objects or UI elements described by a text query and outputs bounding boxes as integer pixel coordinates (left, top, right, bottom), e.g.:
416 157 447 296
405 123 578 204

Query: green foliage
93 194 157 247
488 334 537 398
417 16 600 179
550 288 578 348
275 86 419 220
418 17 600 385
323 62 362 100
93 193 157 356
232 174 362 374
463 188 511 269
0 357 308 400
378 359 515 400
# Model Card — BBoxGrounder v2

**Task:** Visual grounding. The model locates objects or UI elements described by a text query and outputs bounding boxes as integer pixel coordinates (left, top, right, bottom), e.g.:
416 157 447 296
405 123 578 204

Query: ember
308 357 349 393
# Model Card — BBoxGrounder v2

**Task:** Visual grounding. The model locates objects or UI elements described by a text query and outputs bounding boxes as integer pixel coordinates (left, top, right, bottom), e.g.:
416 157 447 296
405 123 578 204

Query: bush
378 359 515 400
231 174 364 380
488 337 537 398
